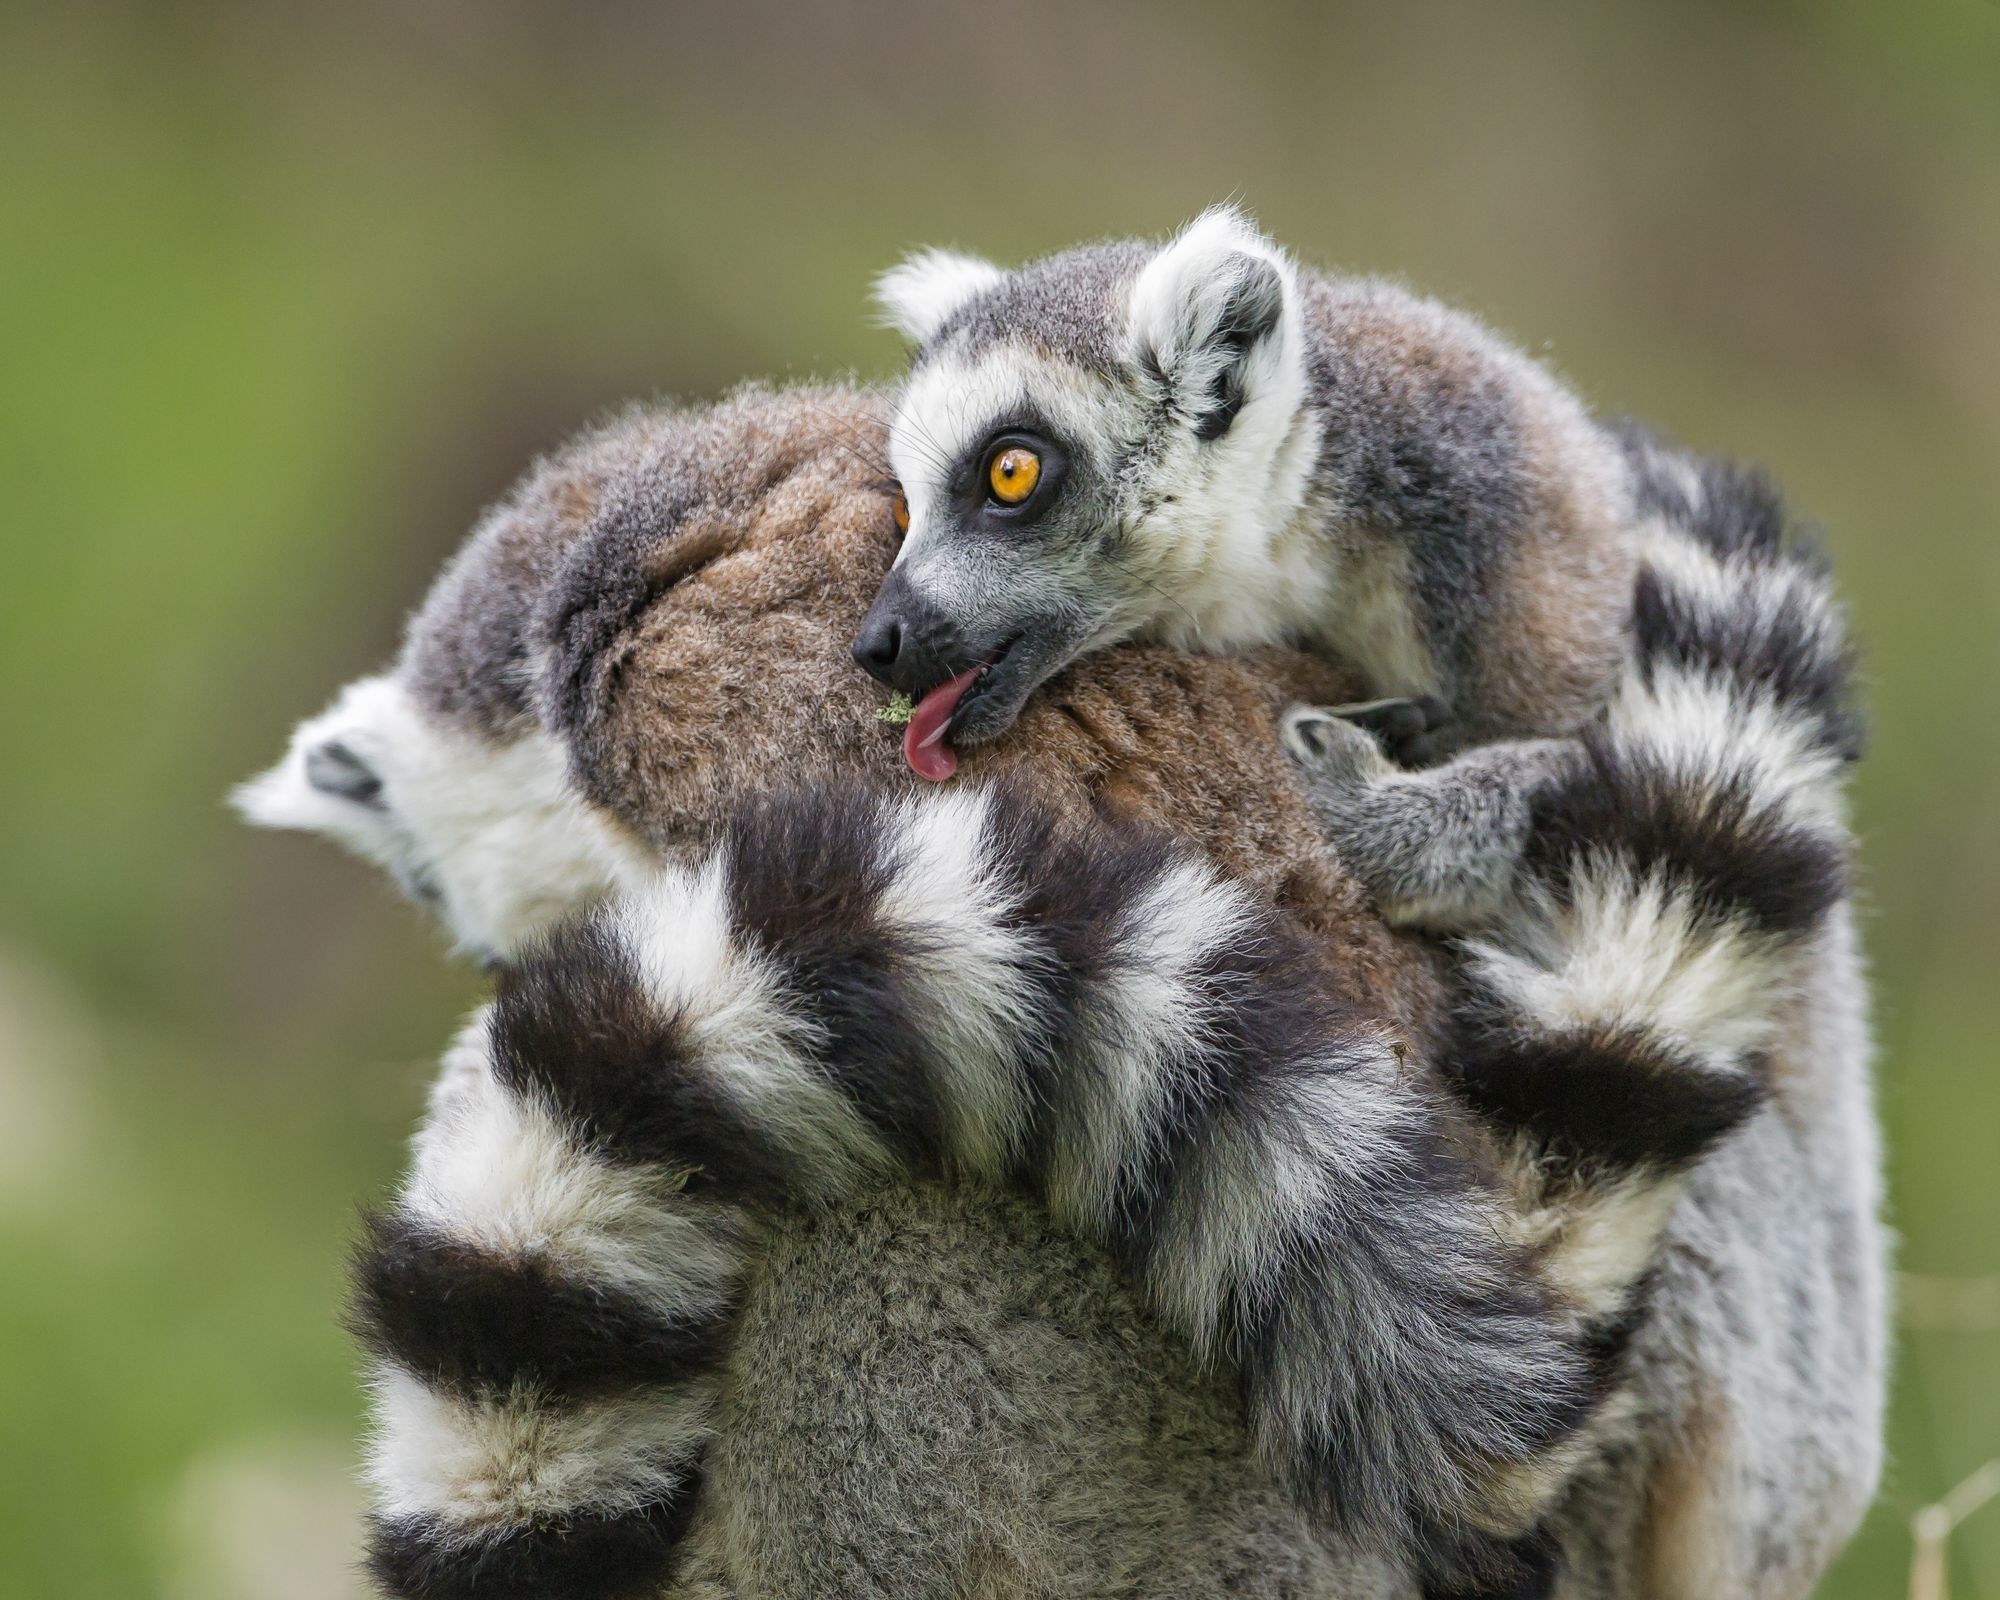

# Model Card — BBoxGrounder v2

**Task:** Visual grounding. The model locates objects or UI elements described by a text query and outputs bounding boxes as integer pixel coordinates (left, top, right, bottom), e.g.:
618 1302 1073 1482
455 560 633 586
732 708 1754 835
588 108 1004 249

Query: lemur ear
1128 207 1293 442
873 248 1005 345
232 676 401 839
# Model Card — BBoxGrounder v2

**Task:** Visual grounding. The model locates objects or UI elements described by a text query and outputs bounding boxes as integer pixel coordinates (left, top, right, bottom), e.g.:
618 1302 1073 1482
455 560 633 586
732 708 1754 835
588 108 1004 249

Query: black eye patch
967 429 1068 521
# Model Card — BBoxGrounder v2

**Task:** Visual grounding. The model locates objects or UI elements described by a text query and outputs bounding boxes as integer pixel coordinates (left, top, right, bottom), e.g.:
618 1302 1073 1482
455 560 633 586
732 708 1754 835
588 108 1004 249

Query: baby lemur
858 206 1655 931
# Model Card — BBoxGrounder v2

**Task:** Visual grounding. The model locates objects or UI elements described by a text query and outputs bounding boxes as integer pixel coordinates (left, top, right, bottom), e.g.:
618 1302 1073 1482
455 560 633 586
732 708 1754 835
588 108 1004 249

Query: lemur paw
1281 704 1401 787
1335 694 1455 768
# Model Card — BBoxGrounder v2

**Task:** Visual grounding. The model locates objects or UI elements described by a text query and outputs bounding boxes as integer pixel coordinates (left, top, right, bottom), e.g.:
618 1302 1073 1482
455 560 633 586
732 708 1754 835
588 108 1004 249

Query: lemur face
857 209 1310 777
234 675 643 963
858 345 1151 762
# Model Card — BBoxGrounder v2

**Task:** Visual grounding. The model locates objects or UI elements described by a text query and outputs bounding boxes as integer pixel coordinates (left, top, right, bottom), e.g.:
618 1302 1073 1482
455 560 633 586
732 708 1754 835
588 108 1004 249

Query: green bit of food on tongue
876 691 917 726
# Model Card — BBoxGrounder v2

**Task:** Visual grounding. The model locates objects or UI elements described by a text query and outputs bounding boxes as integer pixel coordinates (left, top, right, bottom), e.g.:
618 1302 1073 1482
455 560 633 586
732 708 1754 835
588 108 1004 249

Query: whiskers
797 396 898 490
1102 519 1204 639
892 410 960 485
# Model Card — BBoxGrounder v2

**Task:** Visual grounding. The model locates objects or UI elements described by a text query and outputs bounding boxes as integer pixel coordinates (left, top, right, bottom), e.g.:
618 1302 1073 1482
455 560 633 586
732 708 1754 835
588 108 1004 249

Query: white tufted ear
873 247 1005 344
233 675 408 842
1127 206 1297 441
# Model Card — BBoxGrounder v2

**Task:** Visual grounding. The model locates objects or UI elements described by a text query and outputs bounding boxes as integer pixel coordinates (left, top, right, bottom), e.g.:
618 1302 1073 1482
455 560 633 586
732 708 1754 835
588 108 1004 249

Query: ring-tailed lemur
239 386 1880 1598
855 205 1635 787
346 482 1860 1600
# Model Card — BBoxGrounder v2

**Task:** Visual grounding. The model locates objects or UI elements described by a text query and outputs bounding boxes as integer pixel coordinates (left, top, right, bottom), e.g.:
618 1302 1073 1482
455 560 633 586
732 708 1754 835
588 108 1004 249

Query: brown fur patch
1481 380 1640 737
1298 275 1638 744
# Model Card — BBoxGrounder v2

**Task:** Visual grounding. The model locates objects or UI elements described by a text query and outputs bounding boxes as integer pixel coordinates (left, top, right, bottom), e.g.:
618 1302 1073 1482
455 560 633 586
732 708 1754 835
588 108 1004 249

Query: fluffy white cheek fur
234 674 650 959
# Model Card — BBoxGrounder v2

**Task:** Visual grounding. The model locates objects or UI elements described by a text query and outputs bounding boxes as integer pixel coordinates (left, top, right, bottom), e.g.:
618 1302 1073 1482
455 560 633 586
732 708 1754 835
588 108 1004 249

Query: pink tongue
902 665 983 783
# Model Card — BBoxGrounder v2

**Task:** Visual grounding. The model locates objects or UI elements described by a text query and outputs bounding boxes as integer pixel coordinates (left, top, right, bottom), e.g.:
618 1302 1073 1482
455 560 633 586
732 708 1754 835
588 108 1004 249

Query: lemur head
233 675 645 964
231 405 677 964
232 385 902 965
855 207 1317 775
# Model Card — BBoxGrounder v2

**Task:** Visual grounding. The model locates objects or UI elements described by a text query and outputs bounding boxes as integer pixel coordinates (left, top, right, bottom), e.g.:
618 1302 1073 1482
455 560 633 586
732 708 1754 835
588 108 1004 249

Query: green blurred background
2 2 1995 1594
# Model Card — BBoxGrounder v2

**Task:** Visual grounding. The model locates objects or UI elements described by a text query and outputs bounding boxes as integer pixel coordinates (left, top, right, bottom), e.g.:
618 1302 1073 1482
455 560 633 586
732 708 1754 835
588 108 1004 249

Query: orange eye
988 446 1041 505
891 492 910 534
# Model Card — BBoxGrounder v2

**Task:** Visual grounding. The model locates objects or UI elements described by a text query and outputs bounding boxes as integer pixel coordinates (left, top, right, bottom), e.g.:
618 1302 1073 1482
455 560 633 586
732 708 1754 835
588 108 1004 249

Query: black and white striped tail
350 780 1602 1593
350 1005 771 1599
1452 448 1860 1333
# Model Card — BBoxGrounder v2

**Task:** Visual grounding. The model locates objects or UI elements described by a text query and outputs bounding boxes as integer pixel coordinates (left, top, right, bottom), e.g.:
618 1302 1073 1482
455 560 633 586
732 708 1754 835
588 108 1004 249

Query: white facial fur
886 346 1143 644
880 207 1329 655
234 675 648 961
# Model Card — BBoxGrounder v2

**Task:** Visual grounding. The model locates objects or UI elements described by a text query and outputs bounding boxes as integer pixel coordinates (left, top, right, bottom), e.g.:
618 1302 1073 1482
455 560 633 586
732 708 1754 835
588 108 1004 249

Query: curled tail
349 1010 774 1599
1453 450 1861 1350
351 780 1600 1594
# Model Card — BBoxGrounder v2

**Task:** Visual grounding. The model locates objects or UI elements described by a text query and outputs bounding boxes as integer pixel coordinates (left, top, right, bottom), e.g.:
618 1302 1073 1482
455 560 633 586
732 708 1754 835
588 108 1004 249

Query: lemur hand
1282 703 1562 932
1280 702 1404 787
1318 695 1456 768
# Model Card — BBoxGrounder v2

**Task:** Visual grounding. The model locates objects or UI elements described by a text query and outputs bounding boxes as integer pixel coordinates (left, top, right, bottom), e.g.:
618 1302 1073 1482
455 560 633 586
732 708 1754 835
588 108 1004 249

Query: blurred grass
0 2 1995 1594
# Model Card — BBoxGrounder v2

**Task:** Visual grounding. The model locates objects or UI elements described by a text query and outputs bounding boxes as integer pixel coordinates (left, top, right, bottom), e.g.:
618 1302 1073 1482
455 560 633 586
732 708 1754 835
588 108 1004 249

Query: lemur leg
1280 704 1571 933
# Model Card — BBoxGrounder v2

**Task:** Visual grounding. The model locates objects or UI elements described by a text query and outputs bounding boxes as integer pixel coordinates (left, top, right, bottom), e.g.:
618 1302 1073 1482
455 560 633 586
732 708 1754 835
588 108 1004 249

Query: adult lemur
241 387 1883 1598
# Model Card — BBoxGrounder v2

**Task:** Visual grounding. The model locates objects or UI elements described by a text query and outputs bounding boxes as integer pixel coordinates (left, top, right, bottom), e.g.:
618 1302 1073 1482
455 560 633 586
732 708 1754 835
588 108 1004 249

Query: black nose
852 610 904 684
852 570 962 693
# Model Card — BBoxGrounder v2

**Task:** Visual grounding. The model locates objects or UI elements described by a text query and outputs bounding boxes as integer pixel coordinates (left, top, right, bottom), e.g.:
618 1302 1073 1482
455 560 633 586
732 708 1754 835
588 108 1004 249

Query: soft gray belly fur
671 1182 1417 1599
